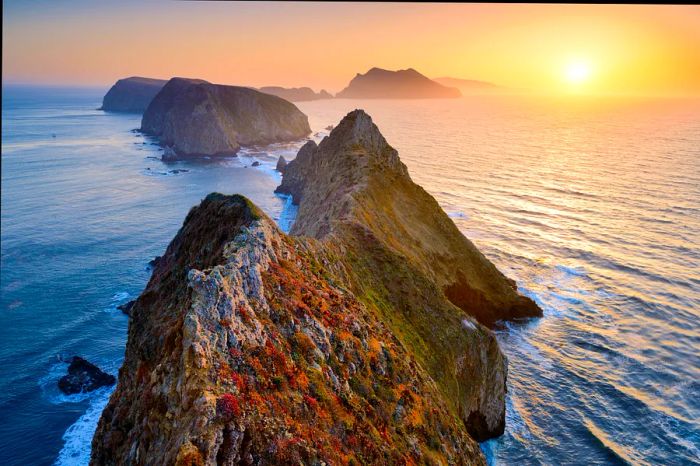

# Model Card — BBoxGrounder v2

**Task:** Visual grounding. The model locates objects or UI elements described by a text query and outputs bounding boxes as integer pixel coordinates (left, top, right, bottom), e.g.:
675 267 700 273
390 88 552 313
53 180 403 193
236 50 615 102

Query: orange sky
3 2 700 96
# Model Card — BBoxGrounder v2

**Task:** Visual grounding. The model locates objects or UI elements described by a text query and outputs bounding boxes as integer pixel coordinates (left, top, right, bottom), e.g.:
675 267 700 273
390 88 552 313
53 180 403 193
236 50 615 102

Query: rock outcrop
336 68 461 99
258 86 333 102
92 110 541 465
100 77 167 113
58 356 116 394
141 78 311 159
275 156 287 173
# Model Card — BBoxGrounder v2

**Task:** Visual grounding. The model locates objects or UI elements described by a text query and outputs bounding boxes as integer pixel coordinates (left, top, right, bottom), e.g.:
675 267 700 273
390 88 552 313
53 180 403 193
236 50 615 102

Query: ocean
1 86 698 465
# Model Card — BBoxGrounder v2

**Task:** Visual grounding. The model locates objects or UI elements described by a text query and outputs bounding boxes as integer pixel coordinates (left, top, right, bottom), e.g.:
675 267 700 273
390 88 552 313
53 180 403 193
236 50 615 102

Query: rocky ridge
91 110 542 465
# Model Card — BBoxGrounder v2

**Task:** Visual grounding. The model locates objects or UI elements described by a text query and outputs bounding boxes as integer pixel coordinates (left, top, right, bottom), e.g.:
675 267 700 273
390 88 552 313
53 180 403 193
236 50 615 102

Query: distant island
433 77 501 93
141 78 311 160
101 78 333 114
100 77 167 113
336 67 461 99
258 86 333 101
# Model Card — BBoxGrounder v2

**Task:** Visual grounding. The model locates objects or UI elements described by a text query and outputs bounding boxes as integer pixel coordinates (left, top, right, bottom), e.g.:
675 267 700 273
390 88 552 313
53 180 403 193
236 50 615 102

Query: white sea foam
110 291 130 302
276 193 298 233
55 386 115 466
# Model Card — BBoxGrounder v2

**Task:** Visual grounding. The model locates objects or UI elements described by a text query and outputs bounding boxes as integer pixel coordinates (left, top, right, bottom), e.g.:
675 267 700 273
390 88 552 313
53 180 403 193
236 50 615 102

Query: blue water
1 87 699 465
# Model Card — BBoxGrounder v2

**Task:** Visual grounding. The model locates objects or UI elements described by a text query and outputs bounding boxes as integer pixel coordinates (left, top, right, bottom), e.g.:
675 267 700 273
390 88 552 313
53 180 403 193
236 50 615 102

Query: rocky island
141 78 311 160
91 110 541 465
336 68 461 99
100 77 167 113
258 86 333 102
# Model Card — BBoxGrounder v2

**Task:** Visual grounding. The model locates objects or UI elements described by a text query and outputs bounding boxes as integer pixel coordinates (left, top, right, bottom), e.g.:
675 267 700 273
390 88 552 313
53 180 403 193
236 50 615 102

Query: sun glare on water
564 60 593 86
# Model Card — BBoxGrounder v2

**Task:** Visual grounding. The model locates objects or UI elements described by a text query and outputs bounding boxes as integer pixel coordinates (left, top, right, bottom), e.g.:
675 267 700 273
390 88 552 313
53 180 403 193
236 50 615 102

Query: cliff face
101 77 167 113
91 194 485 465
141 78 311 158
336 68 461 99
258 87 333 102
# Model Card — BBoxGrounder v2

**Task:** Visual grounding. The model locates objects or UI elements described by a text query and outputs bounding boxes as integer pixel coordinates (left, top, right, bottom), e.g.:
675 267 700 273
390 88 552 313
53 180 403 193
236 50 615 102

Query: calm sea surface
1 86 698 465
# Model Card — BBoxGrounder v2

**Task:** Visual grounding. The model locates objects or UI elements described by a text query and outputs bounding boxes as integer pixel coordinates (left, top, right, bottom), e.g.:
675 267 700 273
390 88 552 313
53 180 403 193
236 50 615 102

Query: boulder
58 356 115 394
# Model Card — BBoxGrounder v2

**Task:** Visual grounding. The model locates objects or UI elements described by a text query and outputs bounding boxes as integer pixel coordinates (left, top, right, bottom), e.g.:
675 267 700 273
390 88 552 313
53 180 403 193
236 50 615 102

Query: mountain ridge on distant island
433 77 501 93
336 67 461 99
100 77 167 113
140 78 311 160
258 86 333 101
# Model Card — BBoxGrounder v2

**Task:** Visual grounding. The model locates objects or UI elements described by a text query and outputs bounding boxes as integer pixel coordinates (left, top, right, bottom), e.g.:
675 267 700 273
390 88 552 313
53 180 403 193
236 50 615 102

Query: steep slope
141 78 311 158
336 68 461 99
276 110 542 327
101 77 167 113
258 86 333 102
91 194 487 465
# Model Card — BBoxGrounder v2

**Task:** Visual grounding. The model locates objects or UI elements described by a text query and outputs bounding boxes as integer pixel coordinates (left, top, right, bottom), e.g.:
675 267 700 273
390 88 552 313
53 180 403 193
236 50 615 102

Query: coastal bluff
141 78 311 159
336 68 461 99
91 110 541 465
100 77 167 113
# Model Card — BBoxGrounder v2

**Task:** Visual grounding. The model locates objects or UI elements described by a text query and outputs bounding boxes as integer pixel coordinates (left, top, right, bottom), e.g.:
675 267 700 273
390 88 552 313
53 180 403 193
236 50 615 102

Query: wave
55 386 114 466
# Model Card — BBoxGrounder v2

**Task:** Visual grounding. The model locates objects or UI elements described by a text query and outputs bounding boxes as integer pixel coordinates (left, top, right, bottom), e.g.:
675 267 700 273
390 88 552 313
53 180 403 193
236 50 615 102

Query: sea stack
91 111 541 465
336 68 461 99
141 78 311 159
100 77 167 113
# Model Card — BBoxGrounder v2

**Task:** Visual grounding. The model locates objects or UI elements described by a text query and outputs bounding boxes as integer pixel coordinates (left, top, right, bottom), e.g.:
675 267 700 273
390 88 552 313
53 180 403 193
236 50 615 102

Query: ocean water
1 87 698 465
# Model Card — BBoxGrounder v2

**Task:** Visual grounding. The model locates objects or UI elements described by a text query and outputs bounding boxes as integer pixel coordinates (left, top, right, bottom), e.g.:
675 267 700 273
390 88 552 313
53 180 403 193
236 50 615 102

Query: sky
3 1 700 96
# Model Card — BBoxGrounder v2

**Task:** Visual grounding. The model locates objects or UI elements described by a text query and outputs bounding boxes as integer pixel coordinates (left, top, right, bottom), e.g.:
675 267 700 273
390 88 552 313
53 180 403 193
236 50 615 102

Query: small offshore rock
58 356 116 394
251 161 261 167
117 300 135 316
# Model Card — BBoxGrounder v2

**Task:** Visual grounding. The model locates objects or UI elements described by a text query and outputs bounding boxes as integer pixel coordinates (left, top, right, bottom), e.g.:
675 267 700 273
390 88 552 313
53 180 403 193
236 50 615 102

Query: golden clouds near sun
564 60 593 85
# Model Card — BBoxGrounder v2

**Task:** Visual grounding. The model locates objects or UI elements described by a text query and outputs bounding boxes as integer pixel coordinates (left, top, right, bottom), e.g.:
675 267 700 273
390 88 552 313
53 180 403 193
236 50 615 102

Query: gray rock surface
101 77 167 113
141 78 311 159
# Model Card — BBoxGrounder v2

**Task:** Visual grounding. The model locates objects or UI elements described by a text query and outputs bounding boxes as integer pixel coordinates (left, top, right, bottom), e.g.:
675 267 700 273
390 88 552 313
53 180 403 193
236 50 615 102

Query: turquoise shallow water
1 86 699 465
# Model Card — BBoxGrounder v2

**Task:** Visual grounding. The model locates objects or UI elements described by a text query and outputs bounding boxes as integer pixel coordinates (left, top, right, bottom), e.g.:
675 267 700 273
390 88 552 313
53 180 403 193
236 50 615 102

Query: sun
564 60 593 85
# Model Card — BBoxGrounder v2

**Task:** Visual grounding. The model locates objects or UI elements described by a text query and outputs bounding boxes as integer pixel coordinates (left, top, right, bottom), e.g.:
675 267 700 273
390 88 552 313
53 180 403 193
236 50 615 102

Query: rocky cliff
141 78 311 158
258 86 333 102
277 110 541 327
92 110 541 465
101 77 167 113
336 68 461 99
